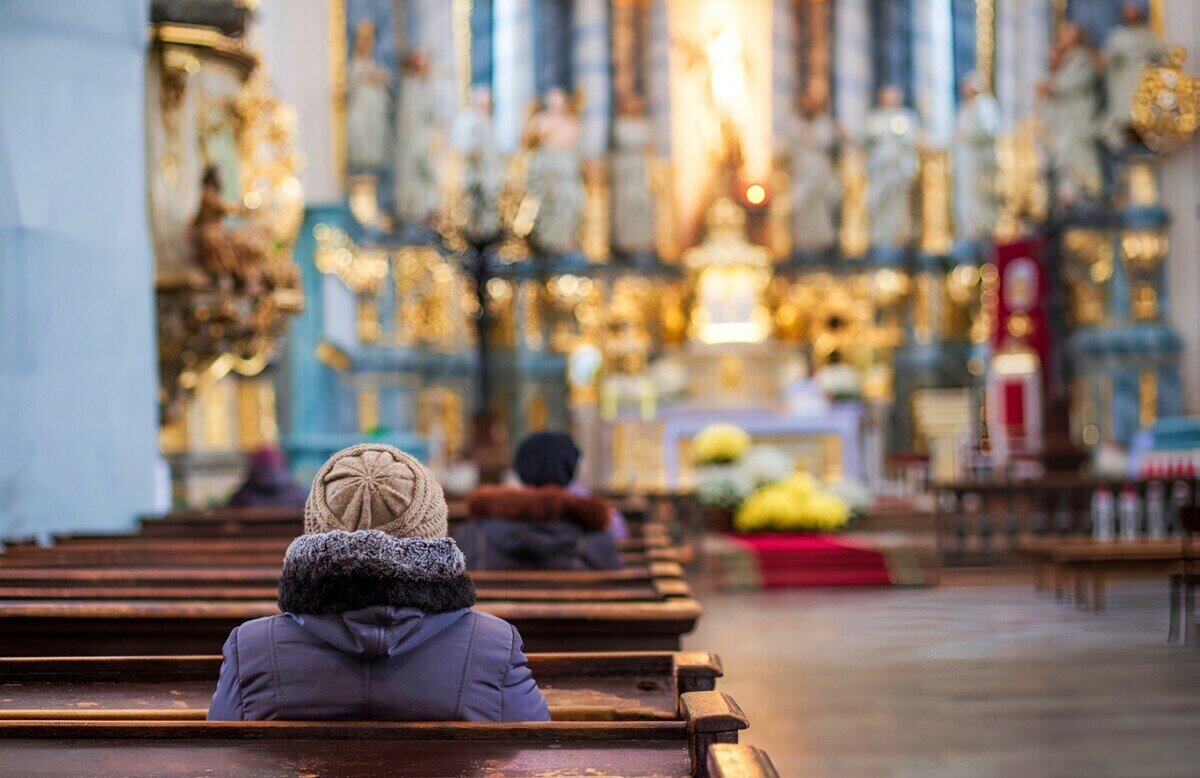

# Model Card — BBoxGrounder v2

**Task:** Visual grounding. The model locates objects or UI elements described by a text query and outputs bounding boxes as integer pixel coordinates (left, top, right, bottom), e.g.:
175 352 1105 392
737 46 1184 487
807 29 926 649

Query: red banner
991 236 1050 376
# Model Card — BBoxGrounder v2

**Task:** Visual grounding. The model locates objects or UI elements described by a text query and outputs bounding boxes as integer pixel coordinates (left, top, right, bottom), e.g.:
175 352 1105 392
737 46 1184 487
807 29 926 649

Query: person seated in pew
226 445 309 509
208 443 549 722
455 432 623 571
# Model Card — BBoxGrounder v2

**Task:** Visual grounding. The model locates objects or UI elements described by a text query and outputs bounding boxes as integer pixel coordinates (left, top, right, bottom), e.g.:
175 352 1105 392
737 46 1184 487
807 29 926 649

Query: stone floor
685 576 1200 777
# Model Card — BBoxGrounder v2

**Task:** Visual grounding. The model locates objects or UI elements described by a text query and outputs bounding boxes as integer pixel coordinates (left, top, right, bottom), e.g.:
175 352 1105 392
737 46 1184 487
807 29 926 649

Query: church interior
3 0 1200 774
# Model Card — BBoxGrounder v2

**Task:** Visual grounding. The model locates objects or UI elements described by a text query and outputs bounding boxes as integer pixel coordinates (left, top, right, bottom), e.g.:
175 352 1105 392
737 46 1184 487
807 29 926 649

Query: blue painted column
0 1 158 540
870 0 915 104
471 0 494 87
534 0 574 93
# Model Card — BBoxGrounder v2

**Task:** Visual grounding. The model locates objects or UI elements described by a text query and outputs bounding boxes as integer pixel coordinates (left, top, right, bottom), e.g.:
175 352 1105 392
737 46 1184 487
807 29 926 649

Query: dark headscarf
228 446 308 508
513 432 580 488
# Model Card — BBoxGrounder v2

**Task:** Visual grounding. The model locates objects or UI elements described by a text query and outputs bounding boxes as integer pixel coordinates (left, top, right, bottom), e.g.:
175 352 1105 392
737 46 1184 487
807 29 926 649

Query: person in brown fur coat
455 432 622 571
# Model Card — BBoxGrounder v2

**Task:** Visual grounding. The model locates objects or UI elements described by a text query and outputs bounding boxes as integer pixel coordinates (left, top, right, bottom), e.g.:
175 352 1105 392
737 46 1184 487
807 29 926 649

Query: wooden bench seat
0 597 702 655
0 576 691 604
1014 536 1186 610
0 691 750 777
0 538 678 568
0 562 684 588
0 651 723 722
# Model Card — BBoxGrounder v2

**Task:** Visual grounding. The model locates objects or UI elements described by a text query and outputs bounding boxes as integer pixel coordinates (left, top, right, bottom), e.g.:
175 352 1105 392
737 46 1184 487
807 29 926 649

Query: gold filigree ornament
1131 47 1199 154
152 25 305 423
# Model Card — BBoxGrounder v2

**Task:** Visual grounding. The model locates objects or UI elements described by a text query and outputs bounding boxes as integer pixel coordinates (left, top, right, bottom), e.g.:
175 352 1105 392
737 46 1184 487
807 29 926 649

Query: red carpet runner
708 533 925 589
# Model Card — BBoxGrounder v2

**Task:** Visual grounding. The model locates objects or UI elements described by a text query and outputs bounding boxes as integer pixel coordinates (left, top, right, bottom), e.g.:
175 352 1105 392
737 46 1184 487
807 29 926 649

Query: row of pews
0 498 777 776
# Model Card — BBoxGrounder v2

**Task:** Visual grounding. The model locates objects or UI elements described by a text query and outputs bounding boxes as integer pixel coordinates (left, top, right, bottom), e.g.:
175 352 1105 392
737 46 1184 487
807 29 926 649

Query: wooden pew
0 562 685 589
0 597 702 655
1015 536 1186 611
707 743 780 778
0 691 749 777
0 574 692 604
0 651 723 722
0 536 680 567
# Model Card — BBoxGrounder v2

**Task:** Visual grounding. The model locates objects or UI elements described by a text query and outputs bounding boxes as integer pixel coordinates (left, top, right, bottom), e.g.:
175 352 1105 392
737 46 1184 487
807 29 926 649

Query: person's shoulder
462 609 521 652
227 614 293 649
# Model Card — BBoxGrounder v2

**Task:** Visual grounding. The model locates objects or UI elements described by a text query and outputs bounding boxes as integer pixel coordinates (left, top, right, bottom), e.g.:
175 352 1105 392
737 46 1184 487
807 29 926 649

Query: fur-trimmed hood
465 486 611 532
277 530 476 616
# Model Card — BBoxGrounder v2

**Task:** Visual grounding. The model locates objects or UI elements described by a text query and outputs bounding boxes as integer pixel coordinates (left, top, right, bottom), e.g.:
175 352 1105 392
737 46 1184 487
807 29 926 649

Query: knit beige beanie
304 443 448 539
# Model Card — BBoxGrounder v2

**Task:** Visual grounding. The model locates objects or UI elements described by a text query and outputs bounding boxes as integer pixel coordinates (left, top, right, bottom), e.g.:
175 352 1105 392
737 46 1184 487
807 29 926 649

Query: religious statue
953 73 1001 242
523 87 585 255
451 85 504 244
863 86 920 249
788 93 842 254
1099 2 1167 150
393 51 440 223
189 166 265 293
611 92 656 256
345 20 390 172
1037 23 1102 204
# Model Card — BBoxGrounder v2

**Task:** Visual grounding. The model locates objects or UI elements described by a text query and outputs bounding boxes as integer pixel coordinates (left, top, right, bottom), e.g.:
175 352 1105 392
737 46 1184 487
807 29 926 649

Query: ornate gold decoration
1121 229 1168 321
995 120 1048 241
1061 229 1113 326
1132 281 1159 321
581 161 611 262
394 248 470 350
683 199 773 345
313 225 389 294
650 157 680 261
975 0 996 92
328 0 347 182
315 340 350 371
918 149 953 256
838 145 869 258
357 385 380 432
1139 369 1158 429
1131 47 1199 154
452 0 473 108
152 25 305 423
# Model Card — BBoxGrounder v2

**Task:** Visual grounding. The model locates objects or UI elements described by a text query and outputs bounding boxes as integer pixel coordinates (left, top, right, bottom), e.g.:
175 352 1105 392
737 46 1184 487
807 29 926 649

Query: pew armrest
673 652 723 696
681 691 748 777
707 744 780 778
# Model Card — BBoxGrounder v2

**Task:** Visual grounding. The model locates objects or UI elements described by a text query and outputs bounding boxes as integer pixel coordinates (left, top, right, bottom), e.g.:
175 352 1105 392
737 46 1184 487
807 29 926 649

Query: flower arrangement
734 472 852 533
692 423 752 465
689 425 857 533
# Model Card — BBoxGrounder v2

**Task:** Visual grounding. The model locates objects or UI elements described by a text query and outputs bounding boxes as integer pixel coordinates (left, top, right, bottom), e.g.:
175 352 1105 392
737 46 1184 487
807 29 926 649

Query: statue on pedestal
451 86 503 243
1100 2 1167 150
863 86 920 249
523 87 585 254
953 73 1001 242
190 166 264 293
1037 23 1102 203
393 51 440 224
345 20 390 172
611 92 656 256
789 93 842 254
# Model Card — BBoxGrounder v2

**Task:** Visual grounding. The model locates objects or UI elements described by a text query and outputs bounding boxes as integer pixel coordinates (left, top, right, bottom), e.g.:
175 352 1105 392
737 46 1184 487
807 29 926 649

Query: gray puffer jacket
207 530 549 722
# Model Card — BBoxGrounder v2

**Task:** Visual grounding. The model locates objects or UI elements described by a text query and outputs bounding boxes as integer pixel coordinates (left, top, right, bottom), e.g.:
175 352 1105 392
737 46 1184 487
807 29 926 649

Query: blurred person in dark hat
456 432 623 570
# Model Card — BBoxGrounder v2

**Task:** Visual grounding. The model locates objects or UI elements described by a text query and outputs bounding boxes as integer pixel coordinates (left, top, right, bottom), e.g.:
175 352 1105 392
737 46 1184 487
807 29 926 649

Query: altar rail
933 475 1200 566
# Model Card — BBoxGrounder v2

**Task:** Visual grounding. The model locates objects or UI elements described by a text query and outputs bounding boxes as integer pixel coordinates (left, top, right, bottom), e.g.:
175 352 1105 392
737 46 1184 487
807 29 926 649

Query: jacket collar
465 485 611 532
277 530 476 615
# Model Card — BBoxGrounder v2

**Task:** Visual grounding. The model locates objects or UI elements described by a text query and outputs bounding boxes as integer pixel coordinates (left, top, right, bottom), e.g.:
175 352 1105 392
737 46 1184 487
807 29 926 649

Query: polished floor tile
685 579 1200 777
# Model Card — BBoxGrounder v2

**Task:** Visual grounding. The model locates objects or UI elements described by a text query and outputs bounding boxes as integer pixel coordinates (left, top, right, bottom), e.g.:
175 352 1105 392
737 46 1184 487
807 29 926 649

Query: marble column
259 0 340 204
995 0 1051 128
1161 0 1200 413
835 0 873 131
870 0 915 104
573 0 610 159
0 0 158 539
772 0 797 145
647 0 672 154
914 0 956 146
471 0 494 87
494 0 536 153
